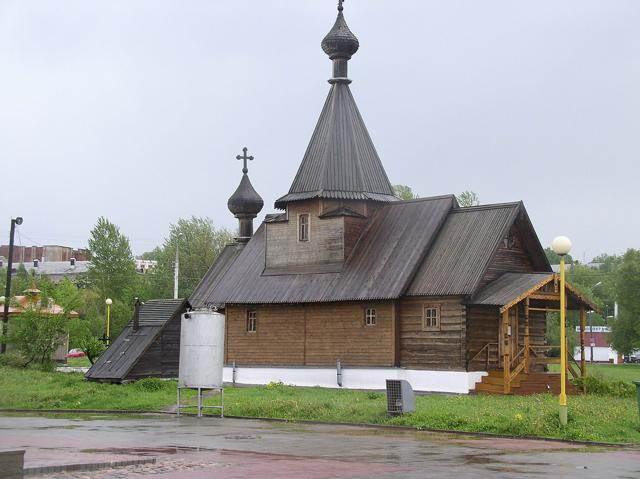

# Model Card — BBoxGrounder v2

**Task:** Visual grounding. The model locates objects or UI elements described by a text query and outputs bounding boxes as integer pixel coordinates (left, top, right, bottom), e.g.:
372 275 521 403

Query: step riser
475 372 581 395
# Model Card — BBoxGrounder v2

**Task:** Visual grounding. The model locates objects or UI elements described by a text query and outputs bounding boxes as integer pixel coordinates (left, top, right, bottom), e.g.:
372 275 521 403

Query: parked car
66 348 86 358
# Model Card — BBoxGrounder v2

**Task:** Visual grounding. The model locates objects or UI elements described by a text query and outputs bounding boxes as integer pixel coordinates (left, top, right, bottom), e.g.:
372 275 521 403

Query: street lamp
2 216 23 354
105 298 113 346
552 235 572 426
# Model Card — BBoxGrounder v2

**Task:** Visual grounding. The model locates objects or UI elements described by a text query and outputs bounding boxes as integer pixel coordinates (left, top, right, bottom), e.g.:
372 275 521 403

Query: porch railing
468 342 498 370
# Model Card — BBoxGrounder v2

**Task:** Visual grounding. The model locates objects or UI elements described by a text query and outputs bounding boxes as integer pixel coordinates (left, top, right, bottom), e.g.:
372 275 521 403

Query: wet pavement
1 413 639 478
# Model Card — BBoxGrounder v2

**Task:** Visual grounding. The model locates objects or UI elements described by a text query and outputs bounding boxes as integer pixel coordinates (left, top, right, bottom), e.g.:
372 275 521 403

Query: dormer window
298 214 310 242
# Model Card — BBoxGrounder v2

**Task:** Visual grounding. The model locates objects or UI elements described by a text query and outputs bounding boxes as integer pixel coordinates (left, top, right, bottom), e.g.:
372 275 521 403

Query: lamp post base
559 405 568 426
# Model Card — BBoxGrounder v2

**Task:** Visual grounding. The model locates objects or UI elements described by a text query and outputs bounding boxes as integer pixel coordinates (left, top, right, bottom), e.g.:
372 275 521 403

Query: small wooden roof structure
1 288 79 318
85 299 187 382
471 272 600 313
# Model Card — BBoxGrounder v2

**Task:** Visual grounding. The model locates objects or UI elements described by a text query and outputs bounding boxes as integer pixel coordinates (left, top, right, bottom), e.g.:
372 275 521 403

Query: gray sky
1 1 638 261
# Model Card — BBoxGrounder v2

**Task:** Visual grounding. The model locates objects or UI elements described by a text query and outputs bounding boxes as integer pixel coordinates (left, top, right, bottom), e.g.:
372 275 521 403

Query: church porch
466 272 599 395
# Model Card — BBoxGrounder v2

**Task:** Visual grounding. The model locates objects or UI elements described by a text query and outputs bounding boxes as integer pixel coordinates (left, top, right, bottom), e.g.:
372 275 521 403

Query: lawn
64 357 92 368
0 365 638 444
550 363 640 384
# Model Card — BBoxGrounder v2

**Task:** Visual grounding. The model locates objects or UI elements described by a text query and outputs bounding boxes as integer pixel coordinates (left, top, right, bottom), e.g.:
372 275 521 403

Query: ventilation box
386 379 415 415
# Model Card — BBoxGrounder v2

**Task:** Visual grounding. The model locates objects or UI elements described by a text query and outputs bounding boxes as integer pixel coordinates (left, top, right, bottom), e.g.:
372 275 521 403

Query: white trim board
223 366 487 394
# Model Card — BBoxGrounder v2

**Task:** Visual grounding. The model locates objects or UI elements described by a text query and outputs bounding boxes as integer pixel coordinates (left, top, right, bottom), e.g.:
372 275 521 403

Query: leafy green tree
79 336 106 365
139 247 162 261
52 277 81 314
87 217 137 302
5 308 68 368
149 217 234 298
544 247 574 265
456 190 480 207
10 264 34 296
610 249 640 355
393 185 419 201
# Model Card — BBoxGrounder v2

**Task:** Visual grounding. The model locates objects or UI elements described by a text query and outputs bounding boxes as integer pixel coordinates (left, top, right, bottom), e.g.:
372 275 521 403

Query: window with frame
422 305 440 331
246 310 257 333
364 307 376 327
298 214 309 242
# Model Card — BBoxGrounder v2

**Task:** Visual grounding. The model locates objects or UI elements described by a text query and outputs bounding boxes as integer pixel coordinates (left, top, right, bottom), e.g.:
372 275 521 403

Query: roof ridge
391 194 456 205
451 201 521 213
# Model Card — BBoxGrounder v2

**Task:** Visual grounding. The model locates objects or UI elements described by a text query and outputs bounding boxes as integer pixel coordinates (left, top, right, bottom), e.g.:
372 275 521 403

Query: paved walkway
1 413 638 478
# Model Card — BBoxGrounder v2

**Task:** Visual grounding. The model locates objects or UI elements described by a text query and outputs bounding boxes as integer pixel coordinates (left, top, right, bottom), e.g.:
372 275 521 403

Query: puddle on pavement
82 446 215 456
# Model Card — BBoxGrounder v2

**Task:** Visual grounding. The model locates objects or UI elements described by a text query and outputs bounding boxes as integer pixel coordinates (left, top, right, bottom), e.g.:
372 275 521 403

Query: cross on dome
236 147 254 174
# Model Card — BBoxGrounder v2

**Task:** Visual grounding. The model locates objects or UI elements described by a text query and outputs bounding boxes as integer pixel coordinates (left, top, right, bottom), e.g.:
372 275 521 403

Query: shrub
573 375 635 398
79 337 106 365
0 352 27 368
6 308 68 367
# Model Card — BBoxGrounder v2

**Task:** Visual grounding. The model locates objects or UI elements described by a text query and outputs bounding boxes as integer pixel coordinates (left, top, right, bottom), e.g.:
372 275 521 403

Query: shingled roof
189 198 551 307
406 203 521 296
190 196 454 306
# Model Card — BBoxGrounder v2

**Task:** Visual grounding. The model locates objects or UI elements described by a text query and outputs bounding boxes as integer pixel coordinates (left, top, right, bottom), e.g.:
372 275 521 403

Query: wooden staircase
474 370 581 395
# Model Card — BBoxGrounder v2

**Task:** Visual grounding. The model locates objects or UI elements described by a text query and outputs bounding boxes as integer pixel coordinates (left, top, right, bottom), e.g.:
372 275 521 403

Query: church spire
321 0 359 83
274 2 396 210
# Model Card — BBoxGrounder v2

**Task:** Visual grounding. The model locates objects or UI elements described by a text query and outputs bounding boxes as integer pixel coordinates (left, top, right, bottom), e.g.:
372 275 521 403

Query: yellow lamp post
552 235 572 426
105 298 113 346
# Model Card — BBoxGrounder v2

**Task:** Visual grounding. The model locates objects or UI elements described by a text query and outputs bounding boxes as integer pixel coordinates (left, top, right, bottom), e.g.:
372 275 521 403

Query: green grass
1 366 638 444
65 357 92 368
550 363 640 383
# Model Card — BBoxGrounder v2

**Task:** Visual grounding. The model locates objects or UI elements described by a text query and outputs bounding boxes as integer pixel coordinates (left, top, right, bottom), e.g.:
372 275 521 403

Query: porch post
524 298 530 374
579 307 586 378
502 308 511 394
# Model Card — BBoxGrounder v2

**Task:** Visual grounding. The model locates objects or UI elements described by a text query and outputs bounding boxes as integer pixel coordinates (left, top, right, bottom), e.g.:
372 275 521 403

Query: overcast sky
0 1 638 261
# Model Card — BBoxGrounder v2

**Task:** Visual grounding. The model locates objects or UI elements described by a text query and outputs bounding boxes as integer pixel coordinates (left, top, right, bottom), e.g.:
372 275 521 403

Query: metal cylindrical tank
178 310 225 388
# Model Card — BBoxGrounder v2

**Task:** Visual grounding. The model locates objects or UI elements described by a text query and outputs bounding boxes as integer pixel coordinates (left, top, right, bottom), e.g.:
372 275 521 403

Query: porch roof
469 272 600 313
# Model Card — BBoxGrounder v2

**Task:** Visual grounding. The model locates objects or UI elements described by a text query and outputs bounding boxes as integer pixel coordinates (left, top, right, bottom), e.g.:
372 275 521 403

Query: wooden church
189 3 596 394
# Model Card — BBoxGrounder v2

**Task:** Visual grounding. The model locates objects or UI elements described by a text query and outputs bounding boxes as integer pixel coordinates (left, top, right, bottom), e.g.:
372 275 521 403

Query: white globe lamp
551 236 572 256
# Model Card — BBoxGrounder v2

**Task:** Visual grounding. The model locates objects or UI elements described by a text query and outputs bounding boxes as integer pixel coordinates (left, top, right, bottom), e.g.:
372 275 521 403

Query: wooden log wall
160 314 182 376
398 297 466 370
265 200 344 269
479 225 536 288
128 314 182 379
466 304 547 372
466 305 500 371
225 301 394 367
128 329 162 379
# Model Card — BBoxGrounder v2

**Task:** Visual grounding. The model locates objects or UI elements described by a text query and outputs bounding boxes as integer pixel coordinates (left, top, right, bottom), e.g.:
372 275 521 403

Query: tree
52 277 81 314
148 217 234 299
139 247 162 261
87 217 137 302
5 308 68 368
544 247 574 265
610 249 640 355
456 190 480 207
393 185 419 201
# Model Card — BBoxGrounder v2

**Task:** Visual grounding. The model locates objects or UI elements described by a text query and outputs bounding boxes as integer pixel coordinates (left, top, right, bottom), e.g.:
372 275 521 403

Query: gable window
246 310 257 333
422 305 440 331
298 214 310 242
364 307 376 327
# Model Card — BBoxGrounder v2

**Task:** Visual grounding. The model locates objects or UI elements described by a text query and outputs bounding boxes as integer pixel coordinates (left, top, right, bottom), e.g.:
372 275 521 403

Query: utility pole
173 243 179 300
2 217 23 354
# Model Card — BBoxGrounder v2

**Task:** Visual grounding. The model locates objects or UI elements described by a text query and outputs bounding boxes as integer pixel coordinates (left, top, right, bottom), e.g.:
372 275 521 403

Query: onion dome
321 3 359 60
228 147 264 218
227 173 264 217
